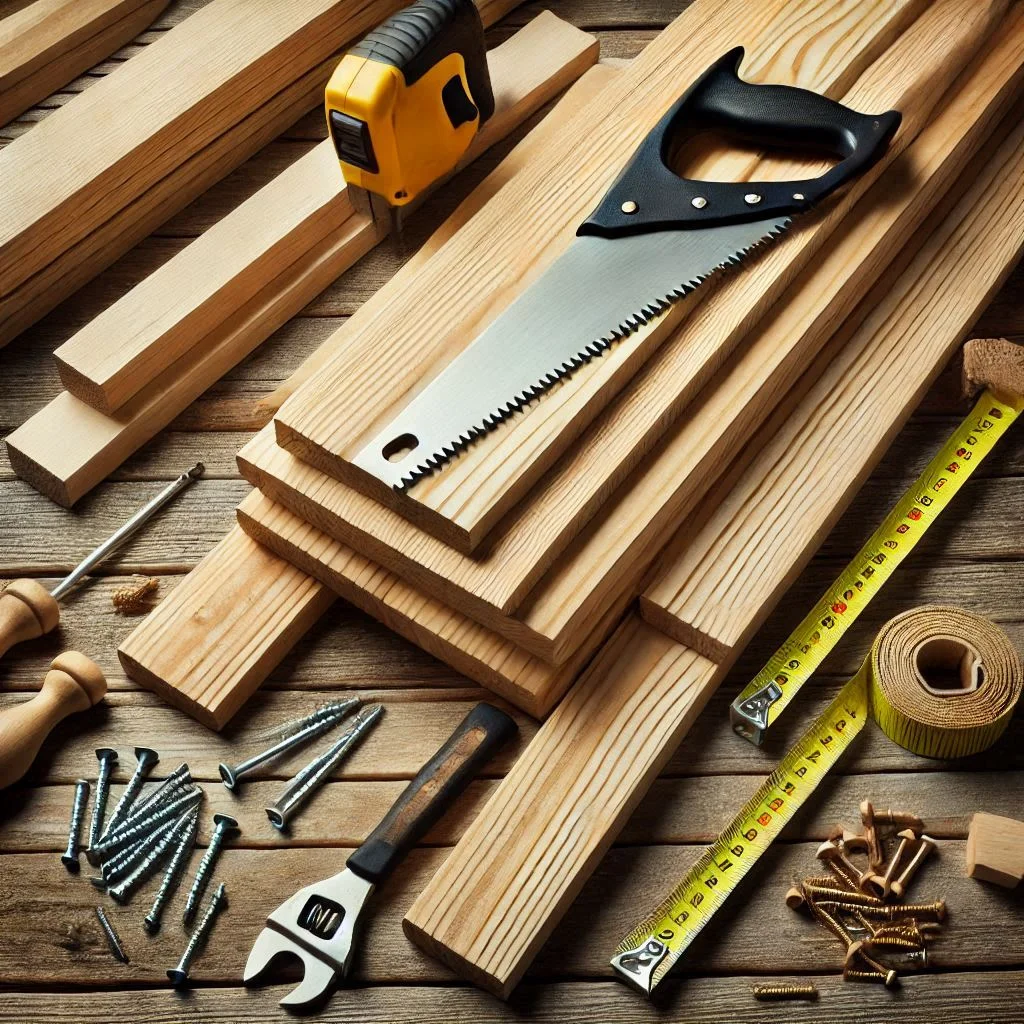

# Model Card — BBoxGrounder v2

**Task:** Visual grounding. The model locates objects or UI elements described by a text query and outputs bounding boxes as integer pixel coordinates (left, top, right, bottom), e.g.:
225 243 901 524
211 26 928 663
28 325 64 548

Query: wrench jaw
243 868 374 1009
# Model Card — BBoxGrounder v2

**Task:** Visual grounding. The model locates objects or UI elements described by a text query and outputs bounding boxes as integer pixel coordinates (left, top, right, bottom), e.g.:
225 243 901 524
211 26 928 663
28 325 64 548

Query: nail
108 812 195 904
182 814 238 925
168 883 227 986
144 811 199 934
101 747 159 839
86 748 118 864
95 906 129 964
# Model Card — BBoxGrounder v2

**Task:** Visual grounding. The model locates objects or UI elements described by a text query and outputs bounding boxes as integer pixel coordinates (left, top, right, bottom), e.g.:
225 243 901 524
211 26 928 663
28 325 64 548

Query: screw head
212 813 239 831
620 200 638 215
60 854 81 872
218 764 239 791
167 968 189 987
143 914 159 935
134 747 159 767
95 748 119 762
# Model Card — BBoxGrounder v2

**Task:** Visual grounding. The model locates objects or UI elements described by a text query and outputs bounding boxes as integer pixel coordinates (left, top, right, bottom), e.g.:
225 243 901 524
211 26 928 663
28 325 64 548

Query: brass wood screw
751 982 818 1001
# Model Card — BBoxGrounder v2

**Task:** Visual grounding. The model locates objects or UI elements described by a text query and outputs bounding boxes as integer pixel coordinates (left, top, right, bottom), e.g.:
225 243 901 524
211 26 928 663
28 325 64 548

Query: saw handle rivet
744 192 762 205
620 200 638 214
793 192 805 200
690 195 707 209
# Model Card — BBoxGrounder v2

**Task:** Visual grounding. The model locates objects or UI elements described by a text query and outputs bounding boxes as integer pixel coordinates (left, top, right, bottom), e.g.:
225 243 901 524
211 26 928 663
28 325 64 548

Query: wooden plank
0 973 1019 1023
235 490 624 717
5 18 597 506
0 0 170 127
50 13 599 415
640 120 1024 660
273 0 986 555
264 2 1014 659
402 96 1024 999
116 526 333 729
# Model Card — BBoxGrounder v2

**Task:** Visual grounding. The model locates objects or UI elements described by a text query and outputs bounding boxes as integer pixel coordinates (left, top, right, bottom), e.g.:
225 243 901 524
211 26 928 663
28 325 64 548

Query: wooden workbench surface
1 2 1021 1020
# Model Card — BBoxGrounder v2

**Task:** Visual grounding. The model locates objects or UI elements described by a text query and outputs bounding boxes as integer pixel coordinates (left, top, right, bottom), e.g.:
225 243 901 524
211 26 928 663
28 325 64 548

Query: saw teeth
393 217 793 491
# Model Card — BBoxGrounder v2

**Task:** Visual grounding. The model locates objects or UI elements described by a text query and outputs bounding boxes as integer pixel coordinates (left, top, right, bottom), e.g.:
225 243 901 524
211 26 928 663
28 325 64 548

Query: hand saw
351 47 901 491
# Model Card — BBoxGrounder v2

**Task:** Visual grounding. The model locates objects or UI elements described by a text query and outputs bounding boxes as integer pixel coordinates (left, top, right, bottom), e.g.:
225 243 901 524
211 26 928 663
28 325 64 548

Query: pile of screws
61 747 231 984
787 800 944 988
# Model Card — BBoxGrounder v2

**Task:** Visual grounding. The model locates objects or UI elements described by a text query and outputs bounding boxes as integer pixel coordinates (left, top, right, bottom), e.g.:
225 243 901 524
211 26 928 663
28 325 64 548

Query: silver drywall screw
95 906 129 964
182 813 238 925
61 779 90 872
265 704 384 830
102 821 174 885
168 882 227 986
101 747 159 839
144 811 199 934
94 787 202 858
126 763 191 823
218 699 360 790
108 812 194 904
86 748 118 864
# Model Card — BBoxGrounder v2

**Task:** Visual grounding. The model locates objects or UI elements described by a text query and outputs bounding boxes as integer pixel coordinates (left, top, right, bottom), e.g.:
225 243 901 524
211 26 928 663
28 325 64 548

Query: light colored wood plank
641 106 1024 659
0 0 169 126
273 0 989 555
966 811 1024 887
236 490 625 716
51 13 599 414
265 1 1013 659
5 18 600 505
402 102 1024 998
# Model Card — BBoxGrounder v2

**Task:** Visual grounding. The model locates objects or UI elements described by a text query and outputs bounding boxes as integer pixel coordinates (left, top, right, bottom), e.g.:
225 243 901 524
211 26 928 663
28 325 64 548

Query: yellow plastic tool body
326 0 493 208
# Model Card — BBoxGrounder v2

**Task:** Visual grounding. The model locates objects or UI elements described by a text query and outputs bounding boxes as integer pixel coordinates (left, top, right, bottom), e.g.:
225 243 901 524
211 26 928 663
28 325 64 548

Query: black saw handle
346 703 517 884
578 47 901 239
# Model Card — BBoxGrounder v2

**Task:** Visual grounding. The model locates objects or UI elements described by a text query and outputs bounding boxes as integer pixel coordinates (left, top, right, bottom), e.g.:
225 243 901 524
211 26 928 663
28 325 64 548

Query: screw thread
102 823 170 883
170 883 227 984
96 788 201 855
102 750 158 838
88 753 118 850
129 764 191 820
145 813 199 933
62 780 90 867
108 812 194 903
751 982 818 1000
95 906 129 964
183 822 231 923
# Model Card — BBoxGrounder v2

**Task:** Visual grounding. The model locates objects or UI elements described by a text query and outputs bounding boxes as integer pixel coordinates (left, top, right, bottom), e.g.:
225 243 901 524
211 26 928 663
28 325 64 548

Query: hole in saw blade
382 433 419 464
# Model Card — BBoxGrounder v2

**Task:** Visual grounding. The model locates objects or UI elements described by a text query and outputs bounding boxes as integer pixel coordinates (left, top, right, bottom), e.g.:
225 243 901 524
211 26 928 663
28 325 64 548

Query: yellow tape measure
731 388 1023 745
612 607 1022 995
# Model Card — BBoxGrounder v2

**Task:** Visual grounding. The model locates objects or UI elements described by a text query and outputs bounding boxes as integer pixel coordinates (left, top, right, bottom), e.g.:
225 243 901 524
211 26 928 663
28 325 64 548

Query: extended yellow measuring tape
731 388 1024 746
612 606 1022 995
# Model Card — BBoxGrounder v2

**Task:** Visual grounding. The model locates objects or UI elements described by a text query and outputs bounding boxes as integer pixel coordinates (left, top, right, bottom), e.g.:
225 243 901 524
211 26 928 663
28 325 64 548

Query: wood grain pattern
6 14 595 505
236 490 625 717
50 12 599 414
117 526 335 729
272 0 927 553
0 0 169 126
268 0 1008 658
641 101 1024 659
402 76 1024 998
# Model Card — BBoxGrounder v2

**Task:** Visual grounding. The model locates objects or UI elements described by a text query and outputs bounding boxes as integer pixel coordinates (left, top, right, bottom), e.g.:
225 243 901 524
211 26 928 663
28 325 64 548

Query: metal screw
218 699 359 790
844 967 898 985
95 788 202 858
86 748 118 864
102 822 173 884
95 906 129 964
803 883 883 907
61 779 90 872
844 940 899 987
101 747 159 839
866 933 924 953
182 814 238 924
815 839 863 890
128 763 192 821
620 200 638 215
265 704 384 830
835 899 946 922
144 811 199 934
168 882 227 986
744 192 762 205
751 981 818 1000
691 196 707 209
108 812 195 904
890 834 937 899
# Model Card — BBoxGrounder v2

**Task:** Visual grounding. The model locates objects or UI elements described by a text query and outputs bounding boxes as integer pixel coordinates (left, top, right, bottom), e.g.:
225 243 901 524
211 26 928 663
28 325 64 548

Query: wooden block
0 0 522 343
273 0 987 555
235 491 625 718
0 0 170 127
402 74 1024 1000
966 812 1024 887
6 13 596 506
641 98 1024 659
271 0 1008 633
50 12 600 415
250 2 1020 664
116 527 335 731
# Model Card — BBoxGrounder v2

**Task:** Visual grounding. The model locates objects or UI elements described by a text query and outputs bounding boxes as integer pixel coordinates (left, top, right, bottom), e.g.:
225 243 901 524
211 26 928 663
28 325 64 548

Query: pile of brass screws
787 800 944 988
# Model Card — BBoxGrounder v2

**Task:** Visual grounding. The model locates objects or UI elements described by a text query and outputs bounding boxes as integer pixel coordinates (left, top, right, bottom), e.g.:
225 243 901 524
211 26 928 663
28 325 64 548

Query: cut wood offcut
403 92 1024 1001
6 13 599 507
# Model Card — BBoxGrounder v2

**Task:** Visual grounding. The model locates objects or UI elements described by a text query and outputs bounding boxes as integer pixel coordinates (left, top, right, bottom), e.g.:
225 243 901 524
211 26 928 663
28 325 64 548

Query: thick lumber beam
402 93 1024 1000
0 0 170 127
116 527 335 731
0 0 521 344
235 491 626 717
273 0 981 555
268 0 1008 644
51 13 599 415
6 14 597 507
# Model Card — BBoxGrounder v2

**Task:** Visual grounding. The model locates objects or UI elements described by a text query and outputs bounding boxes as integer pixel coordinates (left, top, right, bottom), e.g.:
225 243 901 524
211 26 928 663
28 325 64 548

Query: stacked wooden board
112 0 1024 997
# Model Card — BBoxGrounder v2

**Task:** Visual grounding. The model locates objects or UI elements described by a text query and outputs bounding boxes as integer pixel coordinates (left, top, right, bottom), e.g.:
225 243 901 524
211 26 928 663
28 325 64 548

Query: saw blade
352 216 791 491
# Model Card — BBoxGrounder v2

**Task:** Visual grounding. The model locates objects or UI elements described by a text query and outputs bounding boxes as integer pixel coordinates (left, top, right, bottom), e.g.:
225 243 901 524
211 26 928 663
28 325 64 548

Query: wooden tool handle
0 651 106 789
347 702 517 883
0 580 59 658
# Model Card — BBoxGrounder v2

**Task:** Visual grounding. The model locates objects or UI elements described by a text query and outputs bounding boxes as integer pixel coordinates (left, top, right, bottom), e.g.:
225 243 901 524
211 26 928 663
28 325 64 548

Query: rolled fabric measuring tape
868 606 1022 759
612 605 1022 995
